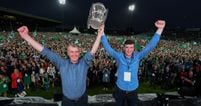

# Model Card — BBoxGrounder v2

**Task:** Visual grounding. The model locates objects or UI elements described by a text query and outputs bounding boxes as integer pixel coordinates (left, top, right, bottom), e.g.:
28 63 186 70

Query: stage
1 92 201 106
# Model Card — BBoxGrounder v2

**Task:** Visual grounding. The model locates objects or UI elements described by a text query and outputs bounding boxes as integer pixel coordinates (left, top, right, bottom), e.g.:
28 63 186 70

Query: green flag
135 42 141 51
33 30 37 37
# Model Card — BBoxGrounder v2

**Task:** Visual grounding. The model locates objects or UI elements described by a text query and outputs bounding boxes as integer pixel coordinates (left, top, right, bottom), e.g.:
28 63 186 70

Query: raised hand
155 20 166 35
17 26 29 39
17 26 43 52
155 20 166 29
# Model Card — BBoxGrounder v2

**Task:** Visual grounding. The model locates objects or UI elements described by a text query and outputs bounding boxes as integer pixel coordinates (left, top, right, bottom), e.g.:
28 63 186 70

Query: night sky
0 0 201 31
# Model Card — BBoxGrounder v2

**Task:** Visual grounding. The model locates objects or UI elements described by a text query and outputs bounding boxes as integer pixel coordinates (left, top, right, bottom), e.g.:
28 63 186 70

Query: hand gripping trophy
87 2 108 29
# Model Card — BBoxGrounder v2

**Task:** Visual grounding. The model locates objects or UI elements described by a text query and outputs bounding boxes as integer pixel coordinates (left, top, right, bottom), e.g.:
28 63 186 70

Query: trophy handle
103 9 108 24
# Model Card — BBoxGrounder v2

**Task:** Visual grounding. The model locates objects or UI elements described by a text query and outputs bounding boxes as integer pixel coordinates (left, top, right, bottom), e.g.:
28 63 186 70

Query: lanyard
124 55 132 71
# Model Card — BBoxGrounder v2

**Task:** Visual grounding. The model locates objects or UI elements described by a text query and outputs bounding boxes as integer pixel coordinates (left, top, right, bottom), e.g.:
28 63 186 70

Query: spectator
11 68 26 97
0 73 10 97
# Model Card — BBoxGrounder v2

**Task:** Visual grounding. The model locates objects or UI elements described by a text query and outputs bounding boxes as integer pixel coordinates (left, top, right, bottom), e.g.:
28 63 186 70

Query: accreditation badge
17 79 21 83
105 74 108 77
124 71 131 82
3 84 7 88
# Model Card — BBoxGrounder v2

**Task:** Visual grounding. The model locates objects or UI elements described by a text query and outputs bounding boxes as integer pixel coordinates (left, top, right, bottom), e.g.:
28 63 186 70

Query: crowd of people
0 29 201 98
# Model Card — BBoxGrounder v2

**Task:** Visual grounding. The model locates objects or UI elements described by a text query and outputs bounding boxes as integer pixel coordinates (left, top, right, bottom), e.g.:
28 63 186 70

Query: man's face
123 44 134 58
67 45 81 63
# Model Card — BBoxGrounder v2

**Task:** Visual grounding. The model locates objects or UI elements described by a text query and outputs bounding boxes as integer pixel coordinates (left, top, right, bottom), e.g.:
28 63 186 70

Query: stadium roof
0 6 61 24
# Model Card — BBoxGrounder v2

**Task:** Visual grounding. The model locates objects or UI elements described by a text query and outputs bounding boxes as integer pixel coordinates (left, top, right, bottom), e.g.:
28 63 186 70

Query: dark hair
124 40 134 45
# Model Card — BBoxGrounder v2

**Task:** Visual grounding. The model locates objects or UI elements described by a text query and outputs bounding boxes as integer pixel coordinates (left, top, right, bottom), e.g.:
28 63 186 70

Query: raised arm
17 26 43 52
17 26 64 69
101 30 118 58
138 20 166 59
90 25 104 55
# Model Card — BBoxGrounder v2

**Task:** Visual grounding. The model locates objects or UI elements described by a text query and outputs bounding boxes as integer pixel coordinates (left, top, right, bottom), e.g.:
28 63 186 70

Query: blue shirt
41 48 93 100
101 33 160 91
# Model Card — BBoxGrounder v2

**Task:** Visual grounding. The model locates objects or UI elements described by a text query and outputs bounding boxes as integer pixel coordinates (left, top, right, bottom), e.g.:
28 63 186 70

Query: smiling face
123 40 135 58
67 44 81 64
123 44 135 58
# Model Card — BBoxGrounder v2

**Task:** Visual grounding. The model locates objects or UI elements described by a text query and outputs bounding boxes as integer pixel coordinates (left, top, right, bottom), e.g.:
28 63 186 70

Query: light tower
128 4 135 12
58 0 66 31
58 0 66 5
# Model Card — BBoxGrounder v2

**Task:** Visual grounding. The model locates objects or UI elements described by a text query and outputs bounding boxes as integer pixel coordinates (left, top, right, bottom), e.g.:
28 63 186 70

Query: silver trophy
87 3 108 29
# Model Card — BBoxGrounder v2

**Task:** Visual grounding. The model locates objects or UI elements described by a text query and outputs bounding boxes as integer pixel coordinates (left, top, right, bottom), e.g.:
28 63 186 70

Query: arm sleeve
101 35 119 59
83 52 93 65
40 47 64 70
138 33 160 60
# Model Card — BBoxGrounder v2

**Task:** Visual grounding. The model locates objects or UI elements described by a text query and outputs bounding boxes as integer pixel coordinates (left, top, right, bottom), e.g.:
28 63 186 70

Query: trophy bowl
87 2 108 29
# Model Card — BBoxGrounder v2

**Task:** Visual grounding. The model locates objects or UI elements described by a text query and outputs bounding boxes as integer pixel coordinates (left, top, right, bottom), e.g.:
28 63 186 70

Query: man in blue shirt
101 20 166 106
17 25 104 106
